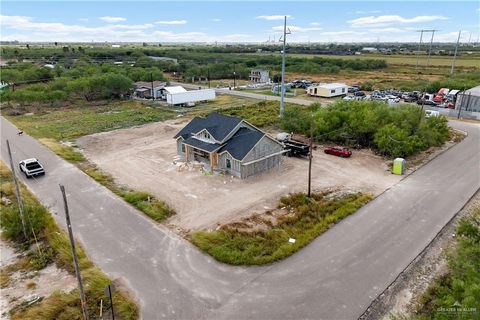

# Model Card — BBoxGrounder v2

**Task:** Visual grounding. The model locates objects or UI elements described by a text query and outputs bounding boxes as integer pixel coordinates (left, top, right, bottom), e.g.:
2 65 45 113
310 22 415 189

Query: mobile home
307 83 348 98
162 86 216 106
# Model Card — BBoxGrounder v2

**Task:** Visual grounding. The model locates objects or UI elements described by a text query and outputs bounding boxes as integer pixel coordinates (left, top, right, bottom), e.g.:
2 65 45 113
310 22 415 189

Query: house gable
242 134 284 163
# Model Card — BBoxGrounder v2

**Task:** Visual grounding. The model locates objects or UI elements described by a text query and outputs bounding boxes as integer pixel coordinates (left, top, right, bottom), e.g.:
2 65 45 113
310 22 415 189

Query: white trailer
306 83 348 98
166 88 216 105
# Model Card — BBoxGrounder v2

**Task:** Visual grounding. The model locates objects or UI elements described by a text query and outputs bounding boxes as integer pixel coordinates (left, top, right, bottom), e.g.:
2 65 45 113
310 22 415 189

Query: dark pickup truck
276 133 311 157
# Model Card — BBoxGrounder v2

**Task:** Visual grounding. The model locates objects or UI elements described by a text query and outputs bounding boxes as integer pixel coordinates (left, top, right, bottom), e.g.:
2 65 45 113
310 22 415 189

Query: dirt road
77 120 400 231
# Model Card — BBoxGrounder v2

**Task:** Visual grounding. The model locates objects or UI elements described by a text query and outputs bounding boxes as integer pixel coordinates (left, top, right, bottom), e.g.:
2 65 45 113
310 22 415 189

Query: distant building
306 83 348 98
148 56 178 64
249 69 269 83
361 47 378 53
134 81 166 99
161 86 216 105
456 85 480 112
111 44 121 48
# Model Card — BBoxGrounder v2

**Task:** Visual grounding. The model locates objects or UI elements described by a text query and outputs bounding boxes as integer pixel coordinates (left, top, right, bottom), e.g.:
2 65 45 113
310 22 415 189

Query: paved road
171 81 313 106
1 116 479 320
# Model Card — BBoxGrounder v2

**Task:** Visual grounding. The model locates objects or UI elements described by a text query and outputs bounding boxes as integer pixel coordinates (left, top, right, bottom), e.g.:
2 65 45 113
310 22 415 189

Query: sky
1 1 479 43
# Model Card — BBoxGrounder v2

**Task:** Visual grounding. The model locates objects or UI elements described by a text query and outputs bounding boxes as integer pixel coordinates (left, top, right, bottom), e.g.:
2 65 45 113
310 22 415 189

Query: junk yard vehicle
276 133 311 157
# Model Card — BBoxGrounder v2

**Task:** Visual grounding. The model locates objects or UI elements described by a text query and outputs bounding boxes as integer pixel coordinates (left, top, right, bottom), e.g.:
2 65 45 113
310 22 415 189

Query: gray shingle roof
173 112 242 141
218 127 264 160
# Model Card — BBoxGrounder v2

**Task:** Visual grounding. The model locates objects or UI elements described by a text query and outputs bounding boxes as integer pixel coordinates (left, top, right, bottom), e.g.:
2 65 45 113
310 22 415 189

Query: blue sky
1 1 479 43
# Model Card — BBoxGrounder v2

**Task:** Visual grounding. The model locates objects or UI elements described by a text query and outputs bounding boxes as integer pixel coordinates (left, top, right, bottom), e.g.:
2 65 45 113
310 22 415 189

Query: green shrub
120 190 175 222
417 206 480 318
28 245 55 270
282 100 451 158
192 192 372 265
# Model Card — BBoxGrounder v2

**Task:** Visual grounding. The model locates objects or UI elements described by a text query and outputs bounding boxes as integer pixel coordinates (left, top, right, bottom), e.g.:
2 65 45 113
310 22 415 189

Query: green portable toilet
392 158 405 175
0 83 8 94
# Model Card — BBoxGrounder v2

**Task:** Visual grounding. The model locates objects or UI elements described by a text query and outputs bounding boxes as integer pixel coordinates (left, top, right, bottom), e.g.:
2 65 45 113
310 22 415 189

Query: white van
425 110 440 118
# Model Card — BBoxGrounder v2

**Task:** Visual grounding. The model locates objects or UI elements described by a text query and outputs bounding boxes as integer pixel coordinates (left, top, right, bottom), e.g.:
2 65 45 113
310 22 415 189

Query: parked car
354 91 366 97
343 95 355 100
417 99 437 106
292 80 312 89
324 146 352 158
445 101 455 109
19 158 45 178
348 85 360 93
403 95 417 102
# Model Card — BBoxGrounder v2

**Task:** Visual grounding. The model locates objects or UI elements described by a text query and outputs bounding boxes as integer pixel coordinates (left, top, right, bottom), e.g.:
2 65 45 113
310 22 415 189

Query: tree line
282 101 451 158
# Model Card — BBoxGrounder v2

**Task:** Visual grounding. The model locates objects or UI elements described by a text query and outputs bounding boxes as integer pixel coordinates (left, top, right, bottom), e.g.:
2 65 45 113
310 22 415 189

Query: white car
425 110 440 118
19 158 45 178
343 95 355 101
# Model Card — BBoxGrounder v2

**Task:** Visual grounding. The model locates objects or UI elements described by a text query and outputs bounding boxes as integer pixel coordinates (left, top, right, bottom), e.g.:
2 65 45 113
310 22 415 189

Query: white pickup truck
19 158 45 178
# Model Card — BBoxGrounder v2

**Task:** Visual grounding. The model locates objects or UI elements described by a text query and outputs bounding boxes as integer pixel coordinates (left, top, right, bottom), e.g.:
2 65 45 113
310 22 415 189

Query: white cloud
310 22 321 26
99 16 126 23
256 15 291 21
110 24 154 30
348 15 448 27
212 18 221 22
272 25 322 32
155 20 187 25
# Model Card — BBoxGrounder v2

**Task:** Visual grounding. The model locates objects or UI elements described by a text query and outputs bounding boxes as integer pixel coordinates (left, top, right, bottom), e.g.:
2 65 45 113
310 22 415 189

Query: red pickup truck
324 146 352 158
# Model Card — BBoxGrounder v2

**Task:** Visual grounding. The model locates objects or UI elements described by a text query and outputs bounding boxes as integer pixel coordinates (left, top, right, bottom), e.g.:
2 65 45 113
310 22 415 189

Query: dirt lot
0 239 76 320
77 120 401 231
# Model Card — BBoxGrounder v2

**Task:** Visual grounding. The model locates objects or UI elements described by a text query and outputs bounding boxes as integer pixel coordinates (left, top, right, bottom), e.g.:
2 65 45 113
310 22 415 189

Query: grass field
192 191 372 265
6 101 176 141
288 53 480 68
0 162 138 319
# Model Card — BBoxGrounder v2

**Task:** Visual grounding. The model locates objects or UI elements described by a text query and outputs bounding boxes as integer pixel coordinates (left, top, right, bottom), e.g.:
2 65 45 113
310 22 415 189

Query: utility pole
59 185 89 320
279 15 291 117
6 140 28 239
150 72 154 101
450 30 462 75
457 87 466 119
207 69 210 88
233 64 236 89
107 284 115 320
307 113 314 198
426 29 437 68
415 30 424 71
